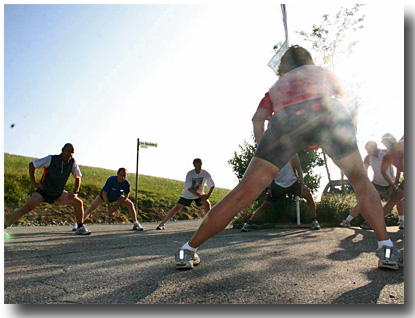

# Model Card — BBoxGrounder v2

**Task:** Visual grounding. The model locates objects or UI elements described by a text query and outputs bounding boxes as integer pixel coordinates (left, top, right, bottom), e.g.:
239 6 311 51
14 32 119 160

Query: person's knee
71 197 83 209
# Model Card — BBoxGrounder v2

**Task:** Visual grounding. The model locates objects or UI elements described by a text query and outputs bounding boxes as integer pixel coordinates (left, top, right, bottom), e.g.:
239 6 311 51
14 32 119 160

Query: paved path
4 220 404 304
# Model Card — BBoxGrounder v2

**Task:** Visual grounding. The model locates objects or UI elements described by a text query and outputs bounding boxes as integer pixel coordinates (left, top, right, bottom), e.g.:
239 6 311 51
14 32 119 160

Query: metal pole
296 196 301 225
135 138 140 211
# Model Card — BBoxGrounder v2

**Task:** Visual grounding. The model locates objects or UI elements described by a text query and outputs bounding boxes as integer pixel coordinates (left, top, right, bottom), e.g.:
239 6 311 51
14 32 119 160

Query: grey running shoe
72 222 78 231
156 223 165 230
175 248 201 269
311 219 320 230
376 245 403 270
133 223 143 231
75 225 91 235
240 222 252 232
398 220 404 230
340 220 351 228
360 221 372 230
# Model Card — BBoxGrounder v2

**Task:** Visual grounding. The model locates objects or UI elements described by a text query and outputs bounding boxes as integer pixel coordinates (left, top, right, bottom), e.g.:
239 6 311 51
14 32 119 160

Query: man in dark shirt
81 168 143 231
5 143 90 235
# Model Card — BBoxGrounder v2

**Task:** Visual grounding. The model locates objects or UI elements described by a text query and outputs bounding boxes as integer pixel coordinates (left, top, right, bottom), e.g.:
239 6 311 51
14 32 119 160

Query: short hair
277 45 315 77
365 141 377 151
62 143 74 152
193 158 202 165
117 167 127 174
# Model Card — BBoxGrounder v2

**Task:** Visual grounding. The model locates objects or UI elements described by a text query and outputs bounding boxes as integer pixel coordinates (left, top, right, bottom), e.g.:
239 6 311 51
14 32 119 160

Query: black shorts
178 197 202 207
99 190 118 203
266 181 302 202
372 183 391 201
36 189 62 204
255 98 358 169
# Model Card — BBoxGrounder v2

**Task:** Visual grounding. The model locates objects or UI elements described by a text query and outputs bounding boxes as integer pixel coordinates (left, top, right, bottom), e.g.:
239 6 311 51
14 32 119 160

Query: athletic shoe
340 220 351 228
175 248 201 269
398 220 404 230
75 225 91 235
311 219 320 230
360 221 372 230
72 222 78 231
156 223 165 230
133 222 144 231
376 245 403 270
240 222 252 232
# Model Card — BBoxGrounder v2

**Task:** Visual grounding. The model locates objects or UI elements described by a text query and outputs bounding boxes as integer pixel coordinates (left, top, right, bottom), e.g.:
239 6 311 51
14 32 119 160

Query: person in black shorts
156 158 215 230
4 143 90 235
241 154 320 231
75 168 144 231
175 45 402 270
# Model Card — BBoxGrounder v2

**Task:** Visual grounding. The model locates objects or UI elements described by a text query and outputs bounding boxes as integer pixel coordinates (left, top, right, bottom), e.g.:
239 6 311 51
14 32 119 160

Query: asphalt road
4 220 404 304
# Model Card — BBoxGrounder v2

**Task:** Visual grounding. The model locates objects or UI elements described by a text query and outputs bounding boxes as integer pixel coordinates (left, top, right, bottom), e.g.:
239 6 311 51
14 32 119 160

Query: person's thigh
55 191 81 205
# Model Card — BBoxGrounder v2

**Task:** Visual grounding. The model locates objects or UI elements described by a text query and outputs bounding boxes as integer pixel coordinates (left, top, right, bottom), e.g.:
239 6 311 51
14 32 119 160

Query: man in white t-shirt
4 143 90 235
156 158 215 230
340 140 396 229
240 154 320 232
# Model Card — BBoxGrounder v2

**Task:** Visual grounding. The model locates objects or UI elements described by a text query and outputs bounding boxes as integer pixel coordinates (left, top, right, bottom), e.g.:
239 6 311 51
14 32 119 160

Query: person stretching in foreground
174 45 402 270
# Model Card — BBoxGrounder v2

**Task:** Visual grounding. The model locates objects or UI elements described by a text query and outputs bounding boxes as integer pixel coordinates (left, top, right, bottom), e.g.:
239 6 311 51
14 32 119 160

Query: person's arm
102 191 110 204
188 187 201 198
201 186 215 201
381 154 396 188
363 155 370 172
252 108 271 144
291 154 304 185
29 162 43 189
73 177 81 195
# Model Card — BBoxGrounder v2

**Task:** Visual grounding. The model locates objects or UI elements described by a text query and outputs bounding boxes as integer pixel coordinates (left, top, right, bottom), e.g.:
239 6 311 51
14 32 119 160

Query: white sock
346 215 354 222
378 239 394 249
399 215 404 221
182 242 197 252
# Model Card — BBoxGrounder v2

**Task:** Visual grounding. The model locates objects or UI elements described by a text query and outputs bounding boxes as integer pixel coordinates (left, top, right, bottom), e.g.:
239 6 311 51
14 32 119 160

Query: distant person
156 158 215 230
241 154 320 232
174 45 402 270
340 140 395 228
380 133 404 230
74 168 143 231
4 143 91 235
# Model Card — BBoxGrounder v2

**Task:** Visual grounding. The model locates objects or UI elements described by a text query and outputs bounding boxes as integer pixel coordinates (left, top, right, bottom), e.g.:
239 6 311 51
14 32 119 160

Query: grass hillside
4 153 231 226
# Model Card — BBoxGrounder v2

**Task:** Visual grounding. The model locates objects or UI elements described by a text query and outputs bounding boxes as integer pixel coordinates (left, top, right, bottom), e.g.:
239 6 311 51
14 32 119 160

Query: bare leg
5 192 44 227
121 199 138 223
198 200 211 218
250 201 273 224
189 157 279 248
84 196 103 220
383 188 404 216
300 188 317 219
332 150 388 241
161 204 184 224
55 192 84 224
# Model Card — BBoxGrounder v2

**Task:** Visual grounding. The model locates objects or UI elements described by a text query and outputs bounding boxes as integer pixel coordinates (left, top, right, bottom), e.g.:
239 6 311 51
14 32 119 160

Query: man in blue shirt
78 168 143 231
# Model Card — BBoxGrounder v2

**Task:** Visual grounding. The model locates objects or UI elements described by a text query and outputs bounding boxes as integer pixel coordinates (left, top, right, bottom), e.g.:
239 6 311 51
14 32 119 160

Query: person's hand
200 194 209 201
107 206 118 215
267 188 272 197
32 182 43 190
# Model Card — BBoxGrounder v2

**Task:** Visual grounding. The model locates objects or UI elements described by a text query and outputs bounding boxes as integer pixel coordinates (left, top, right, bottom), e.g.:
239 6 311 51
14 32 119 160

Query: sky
2 2 406 200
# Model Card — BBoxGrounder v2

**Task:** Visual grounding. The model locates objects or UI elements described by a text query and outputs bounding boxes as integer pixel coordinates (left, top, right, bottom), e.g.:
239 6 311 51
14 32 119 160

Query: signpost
135 138 158 211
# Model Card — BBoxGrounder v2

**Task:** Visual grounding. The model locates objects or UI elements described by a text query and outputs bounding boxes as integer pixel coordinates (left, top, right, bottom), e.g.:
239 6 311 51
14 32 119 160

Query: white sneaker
133 222 144 231
75 225 91 235
72 222 78 231
340 220 351 228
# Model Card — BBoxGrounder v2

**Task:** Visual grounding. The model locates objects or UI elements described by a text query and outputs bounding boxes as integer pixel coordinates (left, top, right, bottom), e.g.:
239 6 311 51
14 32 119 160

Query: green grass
4 153 230 225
